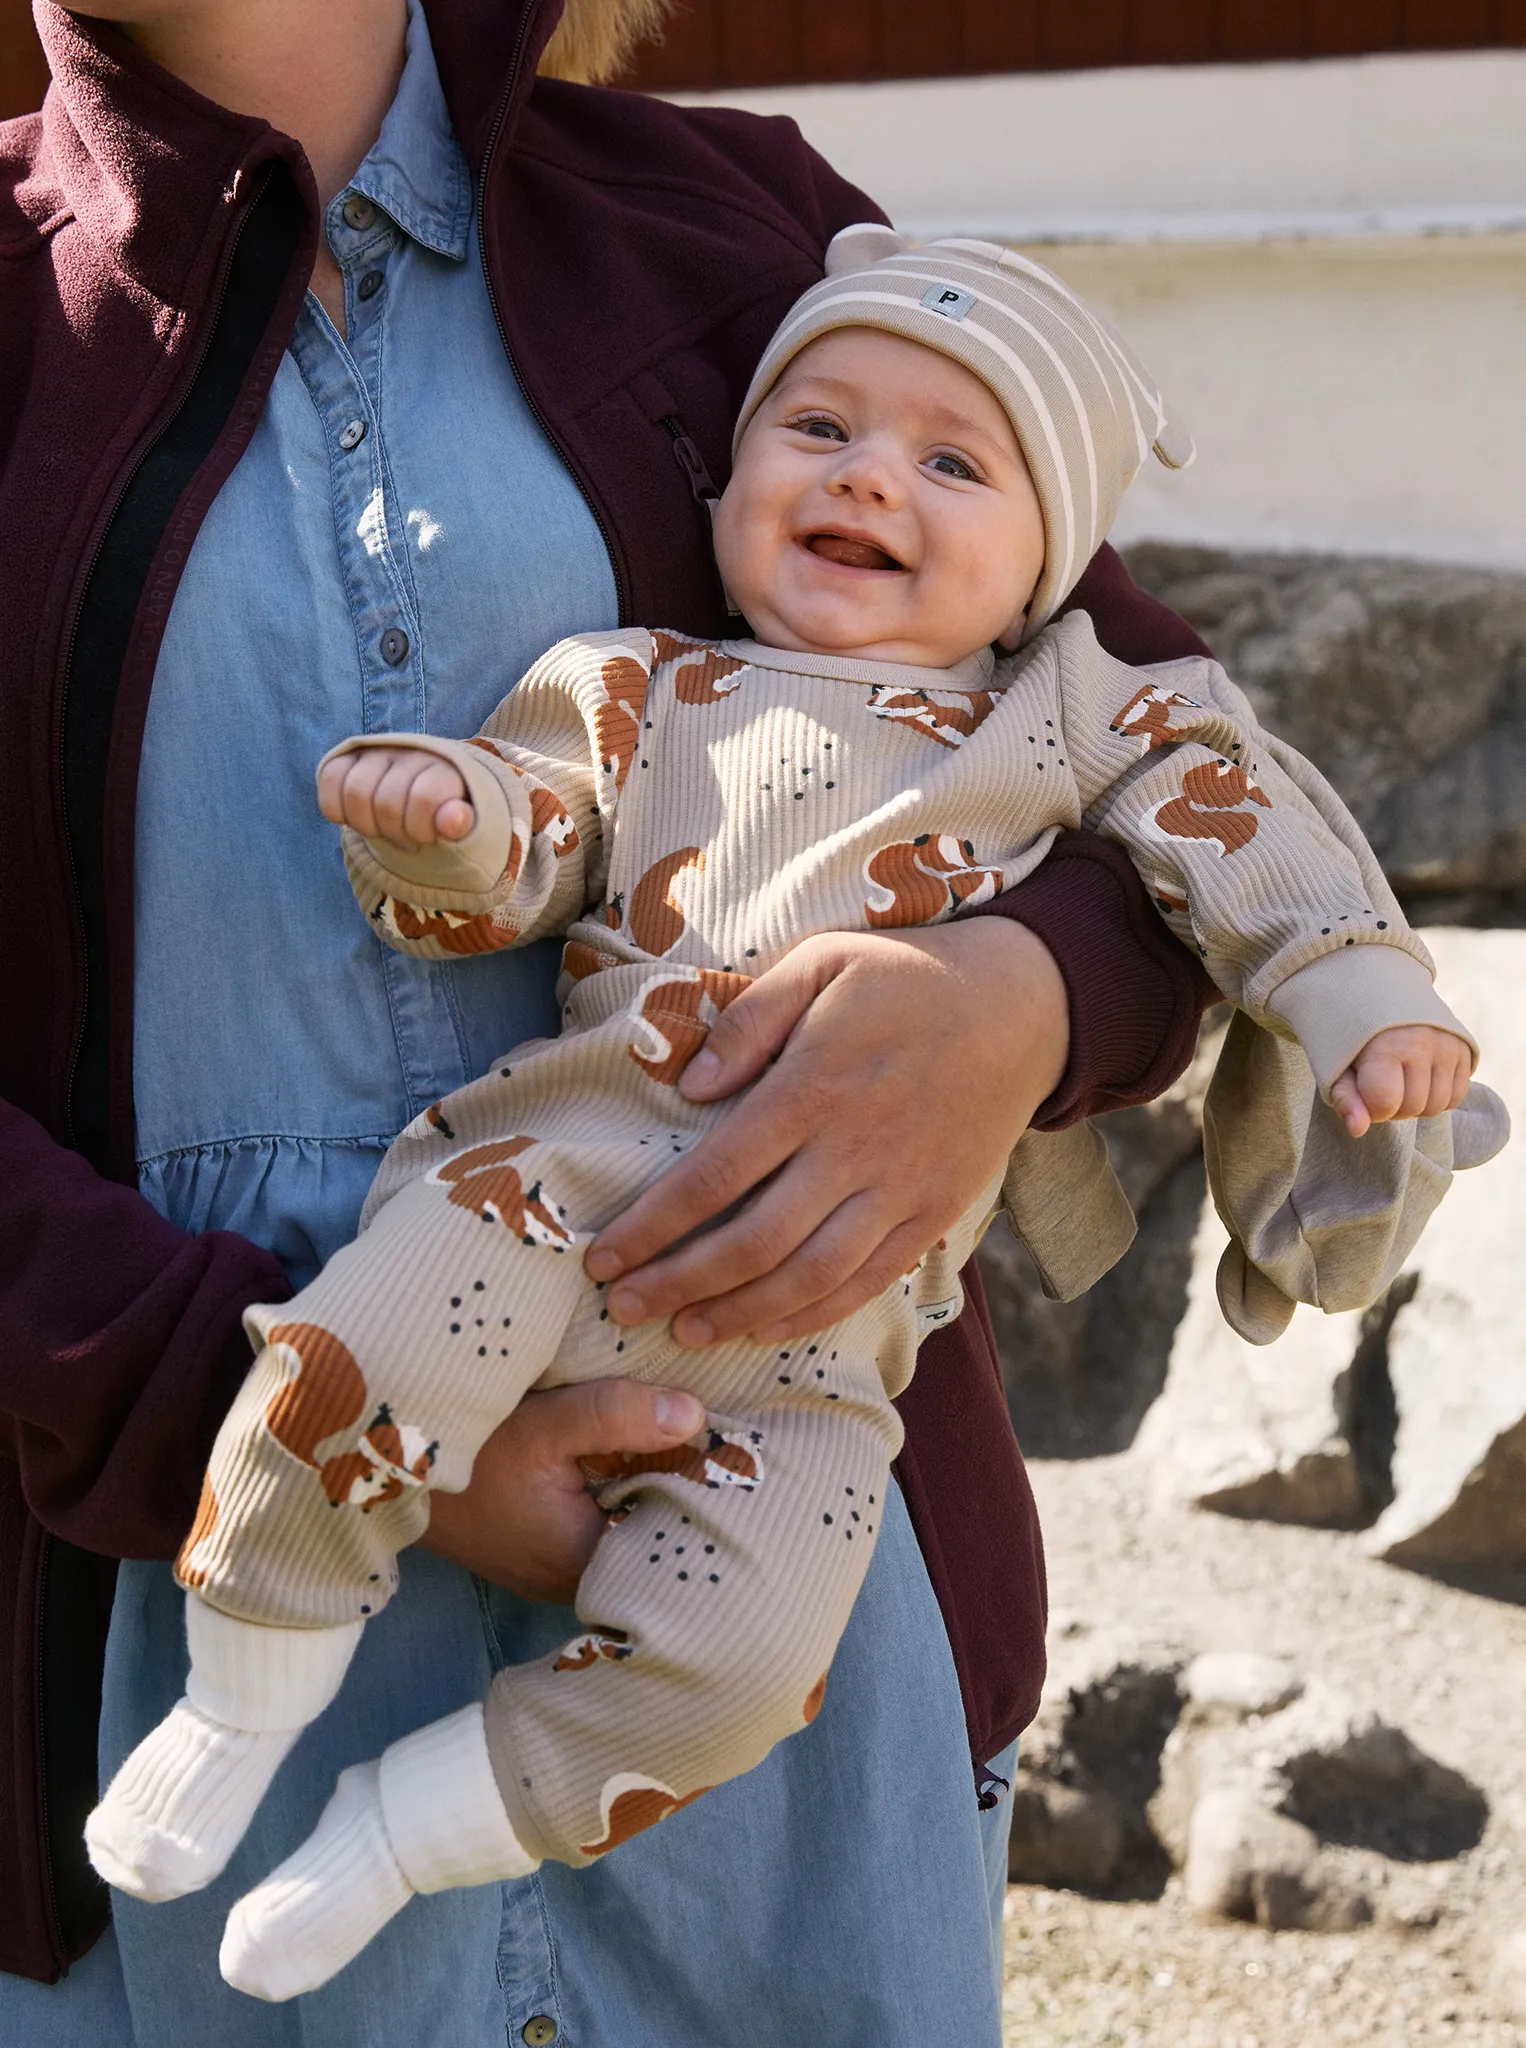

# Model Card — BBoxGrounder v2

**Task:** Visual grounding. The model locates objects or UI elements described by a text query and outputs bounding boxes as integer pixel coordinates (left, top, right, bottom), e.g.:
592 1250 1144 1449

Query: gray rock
1006 1781 1126 1889
1181 1786 1374 1930
980 1017 1225 1459
1365 930 1526 1580
1132 1201 1399 1526
1183 1652 1303 1719
1154 1681 1488 1871
1124 545 1526 919
1007 1628 1184 1894
1486 1927 1526 2022
1182 1787 1318 1923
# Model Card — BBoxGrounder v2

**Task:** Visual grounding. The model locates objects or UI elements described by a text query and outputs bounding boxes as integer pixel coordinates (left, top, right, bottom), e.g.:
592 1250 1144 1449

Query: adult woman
0 1 1209 2040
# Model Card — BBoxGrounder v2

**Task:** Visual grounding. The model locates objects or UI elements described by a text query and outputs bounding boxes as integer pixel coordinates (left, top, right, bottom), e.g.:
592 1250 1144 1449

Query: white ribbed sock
218 1707 539 2001
85 1702 299 1903
85 1602 365 1903
219 1762 414 2003
379 1704 540 1891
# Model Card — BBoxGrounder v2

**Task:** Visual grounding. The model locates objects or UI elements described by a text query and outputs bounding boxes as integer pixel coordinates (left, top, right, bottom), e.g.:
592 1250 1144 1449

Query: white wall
669 53 1526 570
671 49 1526 243
1044 234 1526 569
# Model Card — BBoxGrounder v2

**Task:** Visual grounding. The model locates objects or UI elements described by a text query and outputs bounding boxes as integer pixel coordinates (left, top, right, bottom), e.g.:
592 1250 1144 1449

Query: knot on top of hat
1152 419 1197 471
823 222 907 276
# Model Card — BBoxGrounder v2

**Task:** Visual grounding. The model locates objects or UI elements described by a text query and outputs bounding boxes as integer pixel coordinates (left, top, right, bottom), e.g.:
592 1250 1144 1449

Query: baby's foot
220 1703 539 2000
85 1701 299 1902
220 1762 413 2002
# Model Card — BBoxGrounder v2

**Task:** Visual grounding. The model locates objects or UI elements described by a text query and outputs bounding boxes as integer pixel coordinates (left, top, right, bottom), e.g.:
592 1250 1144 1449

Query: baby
88 229 1490 2001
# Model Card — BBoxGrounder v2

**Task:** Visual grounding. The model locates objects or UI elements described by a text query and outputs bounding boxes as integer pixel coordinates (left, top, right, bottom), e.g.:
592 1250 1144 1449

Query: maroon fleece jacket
0 0 1211 1981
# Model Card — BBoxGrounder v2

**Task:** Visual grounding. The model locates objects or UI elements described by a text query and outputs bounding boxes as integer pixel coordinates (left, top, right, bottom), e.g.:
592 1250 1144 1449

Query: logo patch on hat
920 282 976 322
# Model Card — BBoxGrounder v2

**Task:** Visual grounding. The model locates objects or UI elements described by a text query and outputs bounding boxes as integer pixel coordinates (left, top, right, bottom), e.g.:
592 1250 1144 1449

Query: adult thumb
559 1378 705 1459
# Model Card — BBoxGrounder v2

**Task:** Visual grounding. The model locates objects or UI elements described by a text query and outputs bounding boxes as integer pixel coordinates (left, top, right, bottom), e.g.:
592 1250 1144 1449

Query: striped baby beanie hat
733 224 1195 640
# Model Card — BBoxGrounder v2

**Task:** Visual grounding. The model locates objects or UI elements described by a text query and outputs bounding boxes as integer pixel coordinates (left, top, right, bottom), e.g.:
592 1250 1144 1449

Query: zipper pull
661 416 721 506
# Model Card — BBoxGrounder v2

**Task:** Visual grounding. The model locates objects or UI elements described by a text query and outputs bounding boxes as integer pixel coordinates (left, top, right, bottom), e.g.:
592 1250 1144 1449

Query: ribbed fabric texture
219 1762 413 2003
733 225 1195 637
963 831 1216 1128
85 1702 299 1902
87 1606 363 1905
184 1600 363 1730
161 613 1484 1883
379 1704 538 1890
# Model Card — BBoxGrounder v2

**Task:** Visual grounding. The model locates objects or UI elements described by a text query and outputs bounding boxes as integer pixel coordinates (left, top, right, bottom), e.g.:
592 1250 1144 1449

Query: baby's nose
826 449 902 504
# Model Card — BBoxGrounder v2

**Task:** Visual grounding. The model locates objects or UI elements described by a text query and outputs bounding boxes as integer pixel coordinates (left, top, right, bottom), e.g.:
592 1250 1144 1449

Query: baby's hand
1329 1025 1472 1138
317 745 475 853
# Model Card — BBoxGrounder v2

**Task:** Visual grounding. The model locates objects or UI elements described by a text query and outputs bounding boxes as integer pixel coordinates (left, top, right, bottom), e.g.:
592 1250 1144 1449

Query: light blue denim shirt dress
6 9 1016 2043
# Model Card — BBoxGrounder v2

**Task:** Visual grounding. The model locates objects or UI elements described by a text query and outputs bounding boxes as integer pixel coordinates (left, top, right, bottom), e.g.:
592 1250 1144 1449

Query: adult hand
584 918 1068 1345
420 1380 705 1603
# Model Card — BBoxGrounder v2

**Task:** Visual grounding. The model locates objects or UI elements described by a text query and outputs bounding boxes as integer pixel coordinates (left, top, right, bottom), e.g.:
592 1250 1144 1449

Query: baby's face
714 328 1045 668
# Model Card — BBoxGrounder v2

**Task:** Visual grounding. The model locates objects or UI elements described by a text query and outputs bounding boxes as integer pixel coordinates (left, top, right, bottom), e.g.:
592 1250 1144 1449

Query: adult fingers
584 1073 818 1286
745 1215 951 1344
674 1197 933 1347
678 937 844 1101
655 1184 899 1345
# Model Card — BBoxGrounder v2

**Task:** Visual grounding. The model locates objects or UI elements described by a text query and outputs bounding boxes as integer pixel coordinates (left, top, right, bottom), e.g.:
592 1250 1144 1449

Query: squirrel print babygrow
177 612 1425 1875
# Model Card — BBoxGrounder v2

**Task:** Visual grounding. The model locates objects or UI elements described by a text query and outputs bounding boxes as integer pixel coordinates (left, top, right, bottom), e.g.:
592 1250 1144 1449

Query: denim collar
344 0 473 261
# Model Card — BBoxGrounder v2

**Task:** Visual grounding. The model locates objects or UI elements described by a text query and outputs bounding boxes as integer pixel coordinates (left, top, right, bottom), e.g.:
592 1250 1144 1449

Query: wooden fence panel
959 0 1041 72
1040 0 1133 70
1132 0 1220 65
3 0 1523 117
629 0 1526 88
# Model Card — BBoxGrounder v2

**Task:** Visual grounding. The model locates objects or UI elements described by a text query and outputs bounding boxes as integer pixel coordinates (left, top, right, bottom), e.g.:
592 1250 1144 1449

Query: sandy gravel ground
1000 1454 1526 2046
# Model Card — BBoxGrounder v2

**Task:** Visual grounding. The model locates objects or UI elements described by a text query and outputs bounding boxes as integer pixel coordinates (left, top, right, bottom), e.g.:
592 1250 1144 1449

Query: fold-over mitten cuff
318 732 520 895
1267 945 1477 1093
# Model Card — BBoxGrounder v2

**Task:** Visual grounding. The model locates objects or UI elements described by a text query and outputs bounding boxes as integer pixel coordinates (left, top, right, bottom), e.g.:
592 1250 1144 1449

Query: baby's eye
788 414 848 443
927 452 977 481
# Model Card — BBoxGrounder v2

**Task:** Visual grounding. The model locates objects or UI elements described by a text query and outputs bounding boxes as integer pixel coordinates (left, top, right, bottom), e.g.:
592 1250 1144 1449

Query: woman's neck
110 0 409 213
99 0 409 326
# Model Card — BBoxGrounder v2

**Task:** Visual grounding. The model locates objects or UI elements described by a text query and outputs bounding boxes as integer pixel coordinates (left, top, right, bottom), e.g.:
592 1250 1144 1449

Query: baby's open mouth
802 531 904 573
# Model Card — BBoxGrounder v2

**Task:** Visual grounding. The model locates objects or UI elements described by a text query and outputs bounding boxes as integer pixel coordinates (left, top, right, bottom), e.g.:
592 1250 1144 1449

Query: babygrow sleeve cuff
1267 945 1477 1094
318 733 520 896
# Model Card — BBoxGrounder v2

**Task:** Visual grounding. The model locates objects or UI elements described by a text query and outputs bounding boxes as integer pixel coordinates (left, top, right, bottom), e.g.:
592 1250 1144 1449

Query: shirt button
521 2021 558 2046
338 418 367 451
342 193 377 232
357 269 384 301
379 627 410 667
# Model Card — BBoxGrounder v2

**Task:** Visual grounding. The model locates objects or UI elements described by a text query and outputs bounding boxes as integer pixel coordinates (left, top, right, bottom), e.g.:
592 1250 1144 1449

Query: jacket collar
31 5 310 305
417 0 563 175
28 0 561 304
